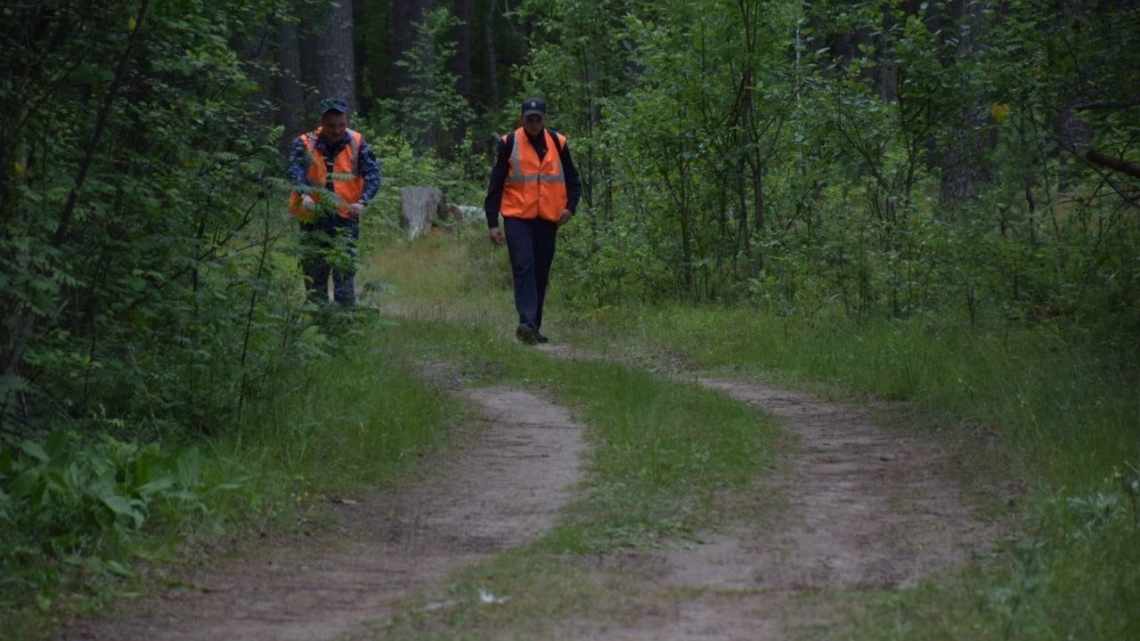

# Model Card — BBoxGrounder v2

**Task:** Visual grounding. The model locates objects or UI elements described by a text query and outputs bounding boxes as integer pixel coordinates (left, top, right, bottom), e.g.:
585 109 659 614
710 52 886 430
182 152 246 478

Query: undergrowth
0 315 455 638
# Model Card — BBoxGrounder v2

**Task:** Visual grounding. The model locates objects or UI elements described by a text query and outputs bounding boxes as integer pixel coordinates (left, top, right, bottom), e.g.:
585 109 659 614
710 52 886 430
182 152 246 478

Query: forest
1 0 1138 639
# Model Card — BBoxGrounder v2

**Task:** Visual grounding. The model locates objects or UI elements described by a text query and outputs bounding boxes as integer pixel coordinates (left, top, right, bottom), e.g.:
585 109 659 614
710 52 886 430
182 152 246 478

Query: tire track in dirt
538 345 1003 641
61 387 585 641
675 380 993 592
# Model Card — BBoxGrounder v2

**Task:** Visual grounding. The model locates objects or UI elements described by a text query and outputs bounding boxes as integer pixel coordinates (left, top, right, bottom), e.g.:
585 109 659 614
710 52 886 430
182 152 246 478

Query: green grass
795 496 1140 641
342 233 780 639
367 231 1140 640
378 318 776 550
371 234 779 546
1 316 458 640
364 546 660 641
554 308 1140 641
221 323 457 499
558 304 1138 494
363 544 741 641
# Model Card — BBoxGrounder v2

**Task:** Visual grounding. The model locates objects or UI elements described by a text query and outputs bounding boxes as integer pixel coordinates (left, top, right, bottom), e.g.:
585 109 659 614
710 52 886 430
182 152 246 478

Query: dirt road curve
60 388 585 641
571 376 1000 641
61 344 1001 641
688 379 992 590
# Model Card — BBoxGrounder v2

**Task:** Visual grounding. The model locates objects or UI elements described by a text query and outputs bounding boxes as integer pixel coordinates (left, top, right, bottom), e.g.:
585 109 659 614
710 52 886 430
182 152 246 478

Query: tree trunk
483 0 500 110
391 0 434 92
453 0 473 98
736 156 751 267
737 0 765 270
316 0 357 110
937 0 992 209
874 3 899 102
277 20 306 144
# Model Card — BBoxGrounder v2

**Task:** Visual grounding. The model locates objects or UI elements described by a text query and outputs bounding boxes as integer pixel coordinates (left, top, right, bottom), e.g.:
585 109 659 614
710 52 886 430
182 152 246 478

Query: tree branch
1072 99 1140 112
1086 149 1140 180
53 0 151 246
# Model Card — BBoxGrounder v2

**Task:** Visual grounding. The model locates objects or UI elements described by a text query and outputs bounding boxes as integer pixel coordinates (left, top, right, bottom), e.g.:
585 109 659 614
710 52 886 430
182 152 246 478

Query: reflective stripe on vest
507 132 565 184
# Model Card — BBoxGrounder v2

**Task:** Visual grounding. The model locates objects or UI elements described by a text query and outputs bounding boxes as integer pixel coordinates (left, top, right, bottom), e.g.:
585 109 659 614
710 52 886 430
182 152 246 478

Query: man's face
524 113 544 136
319 112 348 143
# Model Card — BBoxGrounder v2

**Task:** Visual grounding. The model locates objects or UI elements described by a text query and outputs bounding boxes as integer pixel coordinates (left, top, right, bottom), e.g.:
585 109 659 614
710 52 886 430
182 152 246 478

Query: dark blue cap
521 98 546 117
320 97 349 115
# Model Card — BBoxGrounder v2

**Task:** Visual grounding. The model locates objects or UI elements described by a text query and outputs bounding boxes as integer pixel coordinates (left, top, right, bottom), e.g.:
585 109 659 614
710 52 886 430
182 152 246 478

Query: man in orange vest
287 98 381 307
483 98 581 344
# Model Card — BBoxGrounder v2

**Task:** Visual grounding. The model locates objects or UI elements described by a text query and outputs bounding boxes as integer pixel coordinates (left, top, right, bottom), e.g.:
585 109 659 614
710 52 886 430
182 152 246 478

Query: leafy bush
519 0 1140 358
0 433 221 564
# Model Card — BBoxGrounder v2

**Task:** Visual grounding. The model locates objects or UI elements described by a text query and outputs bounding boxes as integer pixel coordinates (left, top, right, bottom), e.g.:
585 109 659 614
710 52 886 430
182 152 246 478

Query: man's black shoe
535 331 550 344
516 324 538 345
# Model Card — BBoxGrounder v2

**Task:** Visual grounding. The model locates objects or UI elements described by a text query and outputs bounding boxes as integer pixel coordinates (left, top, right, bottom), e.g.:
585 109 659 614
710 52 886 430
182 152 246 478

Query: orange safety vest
500 128 568 223
288 128 365 222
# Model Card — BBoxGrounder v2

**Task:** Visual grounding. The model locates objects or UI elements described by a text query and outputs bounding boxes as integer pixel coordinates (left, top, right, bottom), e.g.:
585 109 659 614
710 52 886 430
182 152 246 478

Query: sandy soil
677 379 995 592
59 387 586 641
570 375 1002 641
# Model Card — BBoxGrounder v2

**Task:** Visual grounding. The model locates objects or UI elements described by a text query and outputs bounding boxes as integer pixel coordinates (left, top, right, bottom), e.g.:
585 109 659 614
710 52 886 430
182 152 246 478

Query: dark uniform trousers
503 217 558 331
300 215 359 306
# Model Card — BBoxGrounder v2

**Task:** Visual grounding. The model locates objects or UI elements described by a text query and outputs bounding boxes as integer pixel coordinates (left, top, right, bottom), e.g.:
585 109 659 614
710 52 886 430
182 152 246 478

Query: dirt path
61 338 1003 641
681 379 993 590
61 387 586 641
537 346 1003 641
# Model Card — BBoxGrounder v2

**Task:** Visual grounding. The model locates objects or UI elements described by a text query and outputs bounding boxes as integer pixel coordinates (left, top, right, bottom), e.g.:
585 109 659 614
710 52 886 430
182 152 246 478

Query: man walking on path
288 98 381 307
484 98 582 344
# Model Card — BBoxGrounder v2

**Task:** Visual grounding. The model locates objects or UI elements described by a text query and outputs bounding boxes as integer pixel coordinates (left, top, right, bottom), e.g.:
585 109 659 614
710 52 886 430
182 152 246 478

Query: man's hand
348 203 365 218
489 227 505 246
557 209 573 226
302 194 316 211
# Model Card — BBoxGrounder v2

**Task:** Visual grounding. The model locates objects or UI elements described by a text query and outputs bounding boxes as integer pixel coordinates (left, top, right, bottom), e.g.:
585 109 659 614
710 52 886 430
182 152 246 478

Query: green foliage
0 0 348 620
0 313 457 629
510 0 1139 357
0 0 1136 636
1 0 318 438
370 7 475 157
0 432 217 591
352 130 484 245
